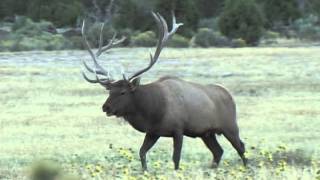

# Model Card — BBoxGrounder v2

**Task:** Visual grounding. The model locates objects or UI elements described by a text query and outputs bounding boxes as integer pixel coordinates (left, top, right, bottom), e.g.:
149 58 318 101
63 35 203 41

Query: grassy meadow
0 47 320 179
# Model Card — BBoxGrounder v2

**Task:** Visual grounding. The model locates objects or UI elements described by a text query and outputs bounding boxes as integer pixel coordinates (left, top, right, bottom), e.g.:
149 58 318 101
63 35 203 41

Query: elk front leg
139 133 159 171
172 133 183 170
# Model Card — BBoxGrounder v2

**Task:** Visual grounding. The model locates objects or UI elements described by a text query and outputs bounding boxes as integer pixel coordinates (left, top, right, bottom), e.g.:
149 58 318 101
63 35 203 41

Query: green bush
10 34 71 51
0 39 15 51
292 15 320 41
231 38 247 48
131 31 157 47
260 31 280 45
0 17 71 51
168 34 189 48
212 32 230 47
12 16 55 36
193 28 214 47
129 31 188 48
263 31 280 40
193 28 230 47
219 0 264 45
68 36 85 50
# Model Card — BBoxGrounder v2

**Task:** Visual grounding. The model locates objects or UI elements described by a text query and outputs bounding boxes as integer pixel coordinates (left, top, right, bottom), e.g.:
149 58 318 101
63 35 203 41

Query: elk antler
128 12 183 81
81 20 126 86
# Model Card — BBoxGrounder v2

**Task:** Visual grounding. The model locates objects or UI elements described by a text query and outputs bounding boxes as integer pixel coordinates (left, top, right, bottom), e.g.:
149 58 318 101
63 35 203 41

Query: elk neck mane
132 82 167 122
121 79 168 133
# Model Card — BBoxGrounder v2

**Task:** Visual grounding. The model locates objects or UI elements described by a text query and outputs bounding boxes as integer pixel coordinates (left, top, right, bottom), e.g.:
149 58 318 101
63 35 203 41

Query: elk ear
130 77 141 91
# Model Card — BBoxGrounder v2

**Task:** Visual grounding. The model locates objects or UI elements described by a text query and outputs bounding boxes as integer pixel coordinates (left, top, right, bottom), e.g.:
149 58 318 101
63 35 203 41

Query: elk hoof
142 167 148 171
211 162 219 168
242 158 248 167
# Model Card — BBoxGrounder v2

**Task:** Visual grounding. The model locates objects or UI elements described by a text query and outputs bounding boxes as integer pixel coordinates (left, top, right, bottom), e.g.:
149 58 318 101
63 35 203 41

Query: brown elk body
81 12 247 170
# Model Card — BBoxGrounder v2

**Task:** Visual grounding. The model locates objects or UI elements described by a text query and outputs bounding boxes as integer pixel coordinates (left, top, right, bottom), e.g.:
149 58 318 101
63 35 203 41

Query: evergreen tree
219 0 264 45
25 0 83 27
0 0 30 19
259 0 301 26
113 0 154 32
155 0 199 37
197 0 225 18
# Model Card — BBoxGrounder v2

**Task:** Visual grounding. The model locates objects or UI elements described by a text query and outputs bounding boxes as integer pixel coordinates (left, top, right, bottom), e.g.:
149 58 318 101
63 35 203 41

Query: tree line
0 0 319 48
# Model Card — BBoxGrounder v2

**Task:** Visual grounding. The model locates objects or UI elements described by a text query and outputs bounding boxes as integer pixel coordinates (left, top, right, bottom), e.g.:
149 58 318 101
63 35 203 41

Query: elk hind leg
201 133 223 168
223 130 247 166
172 133 183 170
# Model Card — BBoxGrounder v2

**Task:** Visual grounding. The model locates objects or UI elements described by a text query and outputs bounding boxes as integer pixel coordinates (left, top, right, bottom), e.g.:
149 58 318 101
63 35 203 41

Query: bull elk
81 12 247 170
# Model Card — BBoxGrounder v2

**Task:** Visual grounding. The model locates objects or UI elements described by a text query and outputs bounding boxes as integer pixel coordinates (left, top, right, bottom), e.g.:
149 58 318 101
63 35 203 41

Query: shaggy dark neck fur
123 83 166 132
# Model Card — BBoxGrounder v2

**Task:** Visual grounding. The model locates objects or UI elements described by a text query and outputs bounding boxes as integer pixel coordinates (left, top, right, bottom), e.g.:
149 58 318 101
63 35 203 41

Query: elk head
81 12 183 117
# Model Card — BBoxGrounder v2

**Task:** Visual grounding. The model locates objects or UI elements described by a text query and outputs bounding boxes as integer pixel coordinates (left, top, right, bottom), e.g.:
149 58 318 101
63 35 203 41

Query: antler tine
94 29 126 80
82 70 112 84
153 13 168 61
169 11 183 36
128 12 183 81
96 32 126 57
81 20 97 68
82 71 99 83
97 23 105 56
96 74 113 86
81 20 110 77
82 59 95 73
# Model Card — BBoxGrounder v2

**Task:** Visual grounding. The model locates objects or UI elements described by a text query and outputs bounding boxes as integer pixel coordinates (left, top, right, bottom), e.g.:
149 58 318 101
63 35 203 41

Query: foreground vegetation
0 47 319 179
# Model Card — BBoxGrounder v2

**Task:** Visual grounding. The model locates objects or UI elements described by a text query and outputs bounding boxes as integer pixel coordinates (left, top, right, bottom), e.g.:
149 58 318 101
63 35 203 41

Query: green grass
0 47 320 180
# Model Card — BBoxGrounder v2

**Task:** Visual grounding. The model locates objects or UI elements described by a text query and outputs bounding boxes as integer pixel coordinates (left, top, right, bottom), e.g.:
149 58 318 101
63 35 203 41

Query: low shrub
10 34 71 51
260 31 281 45
68 36 85 50
194 28 214 47
292 15 320 41
168 34 189 48
231 38 247 48
193 28 230 47
12 16 56 36
263 31 280 40
212 32 230 47
0 16 72 51
0 39 15 51
131 31 157 47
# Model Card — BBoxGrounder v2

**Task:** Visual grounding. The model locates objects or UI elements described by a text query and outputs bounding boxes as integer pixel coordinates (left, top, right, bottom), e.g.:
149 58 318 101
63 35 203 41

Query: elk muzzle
102 103 118 116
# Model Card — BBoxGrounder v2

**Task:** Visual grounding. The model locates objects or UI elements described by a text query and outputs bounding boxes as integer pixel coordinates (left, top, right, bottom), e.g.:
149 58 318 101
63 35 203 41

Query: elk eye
120 91 126 95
